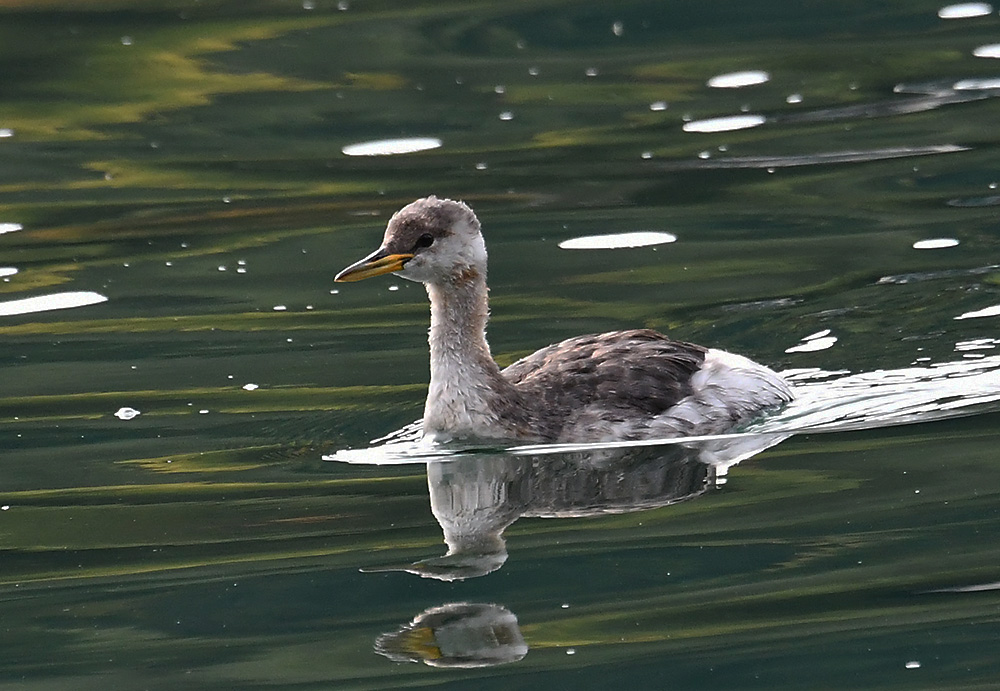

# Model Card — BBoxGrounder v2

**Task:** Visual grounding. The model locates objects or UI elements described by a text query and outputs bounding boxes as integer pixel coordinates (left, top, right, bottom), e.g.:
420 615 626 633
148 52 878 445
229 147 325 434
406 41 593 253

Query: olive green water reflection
2 0 1000 688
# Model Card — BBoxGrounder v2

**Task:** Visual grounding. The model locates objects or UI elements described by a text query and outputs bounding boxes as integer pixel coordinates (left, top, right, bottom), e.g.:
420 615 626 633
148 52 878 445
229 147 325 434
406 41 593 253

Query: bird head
335 196 487 285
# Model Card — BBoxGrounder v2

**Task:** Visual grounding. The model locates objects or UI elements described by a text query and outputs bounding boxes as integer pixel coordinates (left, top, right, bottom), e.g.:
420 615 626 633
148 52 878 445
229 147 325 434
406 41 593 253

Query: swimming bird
335 196 793 443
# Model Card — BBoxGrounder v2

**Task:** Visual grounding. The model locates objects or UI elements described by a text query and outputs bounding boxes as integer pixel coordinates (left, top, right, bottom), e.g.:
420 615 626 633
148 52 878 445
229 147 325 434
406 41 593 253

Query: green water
2 1 1000 688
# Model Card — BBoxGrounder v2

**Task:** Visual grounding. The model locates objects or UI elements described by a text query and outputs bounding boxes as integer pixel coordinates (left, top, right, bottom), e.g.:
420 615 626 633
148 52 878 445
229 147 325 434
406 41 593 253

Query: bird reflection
375 602 527 668
364 433 785 581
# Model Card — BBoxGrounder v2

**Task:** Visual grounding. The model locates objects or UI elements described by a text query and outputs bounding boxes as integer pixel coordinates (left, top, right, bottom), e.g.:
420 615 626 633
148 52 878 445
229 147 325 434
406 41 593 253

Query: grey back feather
501 329 707 439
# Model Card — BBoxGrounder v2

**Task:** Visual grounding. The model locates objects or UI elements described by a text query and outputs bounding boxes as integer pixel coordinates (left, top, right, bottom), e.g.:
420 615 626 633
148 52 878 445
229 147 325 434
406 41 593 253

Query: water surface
2 1 1000 688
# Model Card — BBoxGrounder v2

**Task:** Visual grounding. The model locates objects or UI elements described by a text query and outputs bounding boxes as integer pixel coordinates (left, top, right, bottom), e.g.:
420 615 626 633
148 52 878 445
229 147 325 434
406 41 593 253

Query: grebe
335 196 793 443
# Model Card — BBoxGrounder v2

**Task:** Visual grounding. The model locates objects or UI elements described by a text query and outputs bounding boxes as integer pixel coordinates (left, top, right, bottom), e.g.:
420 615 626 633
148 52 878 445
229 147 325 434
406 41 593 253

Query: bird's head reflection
375 602 527 668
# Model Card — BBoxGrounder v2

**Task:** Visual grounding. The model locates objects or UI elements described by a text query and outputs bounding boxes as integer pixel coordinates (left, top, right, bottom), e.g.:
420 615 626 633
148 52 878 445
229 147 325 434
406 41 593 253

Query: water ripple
773 355 1000 432
656 145 967 171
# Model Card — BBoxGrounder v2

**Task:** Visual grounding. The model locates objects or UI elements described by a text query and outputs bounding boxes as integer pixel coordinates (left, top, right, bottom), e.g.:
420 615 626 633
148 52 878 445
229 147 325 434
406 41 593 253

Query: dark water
2 1 1000 688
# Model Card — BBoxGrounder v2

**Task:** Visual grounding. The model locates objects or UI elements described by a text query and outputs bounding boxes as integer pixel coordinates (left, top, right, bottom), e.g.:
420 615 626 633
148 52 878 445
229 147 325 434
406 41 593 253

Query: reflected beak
358 563 413 574
334 248 414 282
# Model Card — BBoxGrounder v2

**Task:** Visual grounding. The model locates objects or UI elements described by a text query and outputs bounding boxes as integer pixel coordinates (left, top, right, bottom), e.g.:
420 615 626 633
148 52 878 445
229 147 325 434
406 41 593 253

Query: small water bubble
217 265 227 272
104 172 113 181
612 20 624 36
766 167 776 174
528 66 540 76
337 0 349 9
120 36 133 46
242 383 259 391
302 0 315 9
475 162 488 170
649 101 668 111
236 267 247 274
585 67 599 77
273 305 287 311
237 259 246 266
222 196 231 203
786 93 804 104
199 409 209 414
388 285 399 292
0 128 14 138
989 182 998 189
566 648 576 655
494 84 506 94
640 151 653 159
499 111 514 121
330 289 340 295
905 660 921 669
698 150 711 159
165 261 173 267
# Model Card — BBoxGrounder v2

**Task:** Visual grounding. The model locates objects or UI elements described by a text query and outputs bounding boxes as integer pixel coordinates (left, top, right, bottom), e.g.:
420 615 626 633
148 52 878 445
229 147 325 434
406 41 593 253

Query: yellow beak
334 249 414 282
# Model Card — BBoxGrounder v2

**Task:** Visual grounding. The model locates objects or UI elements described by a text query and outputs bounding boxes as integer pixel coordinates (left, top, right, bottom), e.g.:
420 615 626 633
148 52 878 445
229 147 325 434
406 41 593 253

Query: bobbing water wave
326 352 1000 466
768 354 1000 433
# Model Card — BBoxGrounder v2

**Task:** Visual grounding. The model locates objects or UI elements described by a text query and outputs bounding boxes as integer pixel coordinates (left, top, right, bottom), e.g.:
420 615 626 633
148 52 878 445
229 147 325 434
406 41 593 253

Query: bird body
336 196 793 443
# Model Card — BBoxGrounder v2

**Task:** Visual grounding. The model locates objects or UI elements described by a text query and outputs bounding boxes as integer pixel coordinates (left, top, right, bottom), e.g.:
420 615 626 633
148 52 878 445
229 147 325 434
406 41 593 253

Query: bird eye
414 233 434 250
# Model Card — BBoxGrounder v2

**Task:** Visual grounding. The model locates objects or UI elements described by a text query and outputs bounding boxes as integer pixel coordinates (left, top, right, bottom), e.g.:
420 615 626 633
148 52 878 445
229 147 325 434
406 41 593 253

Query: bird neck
423 268 514 439
426 268 499 380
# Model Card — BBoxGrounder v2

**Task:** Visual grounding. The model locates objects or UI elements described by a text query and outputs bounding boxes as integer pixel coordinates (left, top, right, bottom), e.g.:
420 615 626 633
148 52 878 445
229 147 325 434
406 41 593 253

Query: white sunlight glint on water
937 2 993 18
558 231 676 249
0 291 108 316
341 137 442 156
683 114 766 133
707 70 770 88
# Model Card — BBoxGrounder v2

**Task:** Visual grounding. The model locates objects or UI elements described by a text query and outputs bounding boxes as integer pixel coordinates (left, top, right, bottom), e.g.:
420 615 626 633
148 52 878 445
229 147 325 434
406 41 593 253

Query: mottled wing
501 329 707 417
